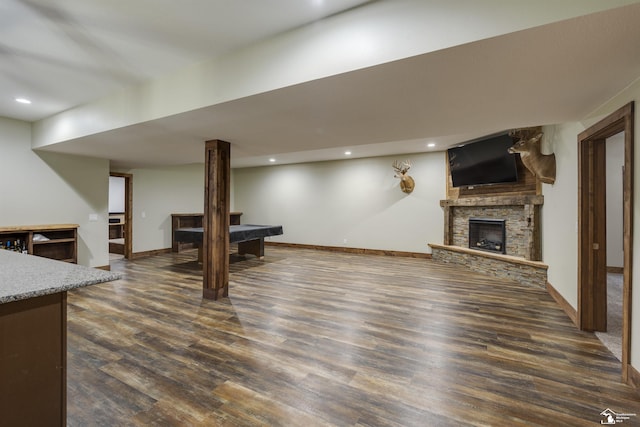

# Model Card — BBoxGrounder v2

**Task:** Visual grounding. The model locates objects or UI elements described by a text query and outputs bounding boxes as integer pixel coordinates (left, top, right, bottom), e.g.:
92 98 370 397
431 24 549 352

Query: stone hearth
429 243 548 289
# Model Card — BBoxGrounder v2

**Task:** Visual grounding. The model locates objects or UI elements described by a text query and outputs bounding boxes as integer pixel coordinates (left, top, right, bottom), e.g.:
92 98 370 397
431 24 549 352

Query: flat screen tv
447 132 518 188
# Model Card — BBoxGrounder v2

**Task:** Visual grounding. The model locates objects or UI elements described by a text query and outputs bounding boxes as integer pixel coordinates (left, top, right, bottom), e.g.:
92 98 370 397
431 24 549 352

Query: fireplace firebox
469 218 506 254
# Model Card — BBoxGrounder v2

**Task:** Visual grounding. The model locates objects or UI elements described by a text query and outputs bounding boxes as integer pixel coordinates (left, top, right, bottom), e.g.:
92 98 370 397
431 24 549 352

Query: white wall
541 123 581 308
0 117 109 267
116 164 205 253
542 77 640 370
233 152 446 253
543 124 627 304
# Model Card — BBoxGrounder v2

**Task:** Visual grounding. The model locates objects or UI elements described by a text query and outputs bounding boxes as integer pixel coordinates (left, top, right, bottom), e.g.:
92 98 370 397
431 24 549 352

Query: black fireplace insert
469 218 506 254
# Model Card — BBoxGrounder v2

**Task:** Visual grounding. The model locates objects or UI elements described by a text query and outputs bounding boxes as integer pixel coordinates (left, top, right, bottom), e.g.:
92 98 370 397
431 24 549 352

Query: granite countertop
0 250 121 304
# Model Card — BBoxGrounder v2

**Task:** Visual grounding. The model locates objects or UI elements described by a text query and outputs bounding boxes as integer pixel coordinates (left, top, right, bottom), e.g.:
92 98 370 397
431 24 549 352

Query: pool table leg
237 238 264 259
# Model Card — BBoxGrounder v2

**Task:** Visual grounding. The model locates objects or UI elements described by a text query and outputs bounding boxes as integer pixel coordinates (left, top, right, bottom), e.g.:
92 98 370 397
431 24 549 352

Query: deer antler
392 160 411 174
509 126 542 142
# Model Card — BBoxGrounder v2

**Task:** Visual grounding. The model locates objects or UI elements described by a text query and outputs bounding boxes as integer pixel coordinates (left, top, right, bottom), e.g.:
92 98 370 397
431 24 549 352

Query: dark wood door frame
578 101 634 381
109 172 133 260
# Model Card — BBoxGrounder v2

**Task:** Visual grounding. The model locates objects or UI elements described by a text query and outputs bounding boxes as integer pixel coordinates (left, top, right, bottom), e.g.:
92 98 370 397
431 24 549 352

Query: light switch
89 213 98 222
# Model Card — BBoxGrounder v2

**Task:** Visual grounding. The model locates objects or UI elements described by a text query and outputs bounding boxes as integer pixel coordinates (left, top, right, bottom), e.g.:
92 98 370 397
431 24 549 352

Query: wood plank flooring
67 247 640 426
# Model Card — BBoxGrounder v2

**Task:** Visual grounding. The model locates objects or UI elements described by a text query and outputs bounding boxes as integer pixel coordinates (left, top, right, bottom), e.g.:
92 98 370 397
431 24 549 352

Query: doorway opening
594 133 625 361
577 102 634 382
109 173 132 260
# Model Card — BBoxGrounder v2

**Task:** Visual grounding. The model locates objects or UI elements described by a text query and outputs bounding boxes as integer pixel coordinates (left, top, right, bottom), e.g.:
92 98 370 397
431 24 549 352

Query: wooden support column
203 140 231 300
441 204 452 245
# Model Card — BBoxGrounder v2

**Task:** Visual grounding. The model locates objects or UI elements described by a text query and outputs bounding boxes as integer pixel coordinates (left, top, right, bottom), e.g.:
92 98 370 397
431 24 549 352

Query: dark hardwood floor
67 247 640 426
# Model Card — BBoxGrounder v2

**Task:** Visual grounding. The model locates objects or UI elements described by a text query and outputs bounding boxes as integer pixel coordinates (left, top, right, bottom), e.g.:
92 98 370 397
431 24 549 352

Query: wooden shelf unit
0 224 78 263
108 214 125 239
109 223 124 239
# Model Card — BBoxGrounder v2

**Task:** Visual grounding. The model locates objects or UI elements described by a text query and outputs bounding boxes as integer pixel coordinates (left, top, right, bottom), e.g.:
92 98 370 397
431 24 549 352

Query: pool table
174 224 283 260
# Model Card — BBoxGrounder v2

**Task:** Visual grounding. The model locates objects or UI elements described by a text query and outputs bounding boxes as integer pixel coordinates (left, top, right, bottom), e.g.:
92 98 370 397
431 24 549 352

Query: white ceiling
1 0 373 121
3 0 640 169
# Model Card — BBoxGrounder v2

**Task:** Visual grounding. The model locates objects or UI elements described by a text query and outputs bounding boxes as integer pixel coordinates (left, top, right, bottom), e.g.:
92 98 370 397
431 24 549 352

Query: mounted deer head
392 160 415 194
508 128 556 184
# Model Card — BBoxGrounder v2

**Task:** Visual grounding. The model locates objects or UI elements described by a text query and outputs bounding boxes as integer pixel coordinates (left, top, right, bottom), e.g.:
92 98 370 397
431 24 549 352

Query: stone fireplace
429 195 548 288
442 195 542 260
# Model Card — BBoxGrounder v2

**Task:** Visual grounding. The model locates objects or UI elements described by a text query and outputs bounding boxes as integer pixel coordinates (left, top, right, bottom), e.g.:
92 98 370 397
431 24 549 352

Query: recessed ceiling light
427 143 436 148
344 151 352 155
269 158 276 163
15 98 31 104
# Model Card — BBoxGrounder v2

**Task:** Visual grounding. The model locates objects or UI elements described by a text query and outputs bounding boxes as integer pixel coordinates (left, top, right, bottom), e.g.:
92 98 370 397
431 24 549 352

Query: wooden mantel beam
440 195 543 207
203 140 230 300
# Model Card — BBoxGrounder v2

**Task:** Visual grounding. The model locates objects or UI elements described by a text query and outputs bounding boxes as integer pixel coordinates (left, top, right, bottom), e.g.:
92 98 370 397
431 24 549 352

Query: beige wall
233 152 446 254
112 152 445 256
0 117 109 267
115 164 205 253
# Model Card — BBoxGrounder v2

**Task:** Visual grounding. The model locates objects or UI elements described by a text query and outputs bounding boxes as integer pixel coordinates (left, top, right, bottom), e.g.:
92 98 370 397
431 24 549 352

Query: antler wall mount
392 160 415 194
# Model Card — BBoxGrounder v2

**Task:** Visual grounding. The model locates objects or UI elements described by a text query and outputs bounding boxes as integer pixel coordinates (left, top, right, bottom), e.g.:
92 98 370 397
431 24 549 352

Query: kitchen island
0 250 120 426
